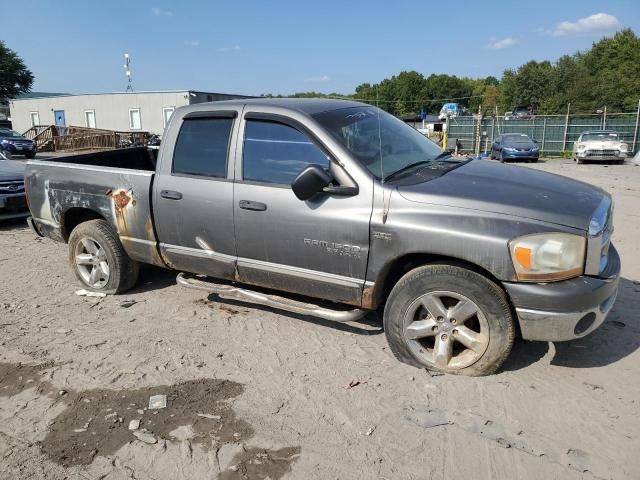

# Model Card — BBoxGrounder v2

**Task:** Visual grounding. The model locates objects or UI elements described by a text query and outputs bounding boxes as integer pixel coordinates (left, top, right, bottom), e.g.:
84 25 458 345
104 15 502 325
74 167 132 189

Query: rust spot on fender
106 188 134 237
107 189 132 210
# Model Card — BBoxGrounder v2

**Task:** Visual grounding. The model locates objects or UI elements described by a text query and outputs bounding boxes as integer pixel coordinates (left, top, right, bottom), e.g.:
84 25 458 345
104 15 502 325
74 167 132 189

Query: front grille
0 181 25 194
586 149 618 157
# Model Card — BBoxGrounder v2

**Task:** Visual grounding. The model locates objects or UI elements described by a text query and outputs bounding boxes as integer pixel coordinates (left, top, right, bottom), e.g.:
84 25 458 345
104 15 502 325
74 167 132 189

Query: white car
573 130 629 164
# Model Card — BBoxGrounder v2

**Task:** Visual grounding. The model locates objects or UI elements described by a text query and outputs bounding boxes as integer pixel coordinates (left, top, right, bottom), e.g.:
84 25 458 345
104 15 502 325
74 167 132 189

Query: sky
4 0 640 96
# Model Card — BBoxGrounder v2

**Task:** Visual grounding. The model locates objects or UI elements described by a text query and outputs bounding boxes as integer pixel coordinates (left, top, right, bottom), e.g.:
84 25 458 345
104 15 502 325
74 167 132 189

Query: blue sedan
490 133 539 163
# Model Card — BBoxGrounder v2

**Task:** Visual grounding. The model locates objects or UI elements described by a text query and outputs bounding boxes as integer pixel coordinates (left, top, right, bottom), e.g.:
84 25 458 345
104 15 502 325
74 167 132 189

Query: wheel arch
364 252 509 311
61 208 106 242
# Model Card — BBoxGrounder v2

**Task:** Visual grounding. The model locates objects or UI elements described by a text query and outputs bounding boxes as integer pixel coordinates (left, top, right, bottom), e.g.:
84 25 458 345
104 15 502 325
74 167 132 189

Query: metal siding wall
9 92 191 135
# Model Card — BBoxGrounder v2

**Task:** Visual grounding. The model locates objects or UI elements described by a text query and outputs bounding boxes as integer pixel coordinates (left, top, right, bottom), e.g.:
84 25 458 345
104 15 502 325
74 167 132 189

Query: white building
9 90 252 135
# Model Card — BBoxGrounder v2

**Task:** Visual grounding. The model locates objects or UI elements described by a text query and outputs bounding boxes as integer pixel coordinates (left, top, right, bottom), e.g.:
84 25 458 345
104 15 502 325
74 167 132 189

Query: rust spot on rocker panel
361 283 377 310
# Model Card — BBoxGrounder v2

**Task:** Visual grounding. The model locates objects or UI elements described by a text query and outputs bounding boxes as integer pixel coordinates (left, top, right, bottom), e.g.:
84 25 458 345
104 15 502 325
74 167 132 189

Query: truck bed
25 147 165 268
42 147 157 170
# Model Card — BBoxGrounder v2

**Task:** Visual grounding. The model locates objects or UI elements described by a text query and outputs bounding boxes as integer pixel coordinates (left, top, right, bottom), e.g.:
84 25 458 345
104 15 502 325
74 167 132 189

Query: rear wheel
383 264 515 376
68 219 139 294
25 152 36 159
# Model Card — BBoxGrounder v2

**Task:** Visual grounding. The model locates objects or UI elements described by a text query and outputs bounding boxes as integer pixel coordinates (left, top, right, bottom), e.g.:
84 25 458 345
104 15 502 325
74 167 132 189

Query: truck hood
578 140 625 149
0 160 26 182
397 160 606 231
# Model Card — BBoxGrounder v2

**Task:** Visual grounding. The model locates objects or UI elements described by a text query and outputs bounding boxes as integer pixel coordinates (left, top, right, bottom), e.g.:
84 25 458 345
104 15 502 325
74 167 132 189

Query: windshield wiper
431 150 455 162
383 160 434 182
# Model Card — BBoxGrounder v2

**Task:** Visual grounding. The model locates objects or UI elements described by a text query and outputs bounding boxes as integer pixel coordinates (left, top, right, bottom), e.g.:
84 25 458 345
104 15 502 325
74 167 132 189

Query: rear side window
173 118 233 177
243 120 330 185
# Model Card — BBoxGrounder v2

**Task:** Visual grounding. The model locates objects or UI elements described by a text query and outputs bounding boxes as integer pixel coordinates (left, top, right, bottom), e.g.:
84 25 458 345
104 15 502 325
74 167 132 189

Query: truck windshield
582 132 619 142
313 106 443 179
0 128 23 138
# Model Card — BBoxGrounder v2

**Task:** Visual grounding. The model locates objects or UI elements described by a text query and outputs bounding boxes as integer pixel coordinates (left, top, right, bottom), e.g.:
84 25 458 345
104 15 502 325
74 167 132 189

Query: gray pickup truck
25 99 620 376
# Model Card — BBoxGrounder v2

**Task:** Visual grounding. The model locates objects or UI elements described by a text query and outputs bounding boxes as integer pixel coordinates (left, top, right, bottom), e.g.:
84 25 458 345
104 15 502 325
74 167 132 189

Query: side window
173 117 233 178
243 120 330 185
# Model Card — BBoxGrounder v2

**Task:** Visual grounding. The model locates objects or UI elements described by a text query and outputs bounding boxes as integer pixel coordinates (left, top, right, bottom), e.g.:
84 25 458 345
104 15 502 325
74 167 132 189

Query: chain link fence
447 110 640 156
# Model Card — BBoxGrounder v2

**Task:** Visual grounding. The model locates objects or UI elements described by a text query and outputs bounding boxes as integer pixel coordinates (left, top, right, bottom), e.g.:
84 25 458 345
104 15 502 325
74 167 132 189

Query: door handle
160 190 183 200
239 200 267 211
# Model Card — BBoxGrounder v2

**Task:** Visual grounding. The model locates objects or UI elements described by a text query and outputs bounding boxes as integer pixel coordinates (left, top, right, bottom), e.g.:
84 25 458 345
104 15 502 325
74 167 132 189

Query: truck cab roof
180 98 368 116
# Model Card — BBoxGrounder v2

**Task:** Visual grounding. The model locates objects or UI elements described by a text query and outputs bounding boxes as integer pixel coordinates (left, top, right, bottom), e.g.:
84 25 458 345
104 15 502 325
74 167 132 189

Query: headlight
509 233 586 282
619 143 628 152
576 143 586 151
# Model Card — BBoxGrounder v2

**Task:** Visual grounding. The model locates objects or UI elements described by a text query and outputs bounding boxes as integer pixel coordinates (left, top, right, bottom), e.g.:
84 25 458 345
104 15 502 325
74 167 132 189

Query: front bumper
502 150 539 160
503 245 620 341
577 152 627 161
0 193 29 220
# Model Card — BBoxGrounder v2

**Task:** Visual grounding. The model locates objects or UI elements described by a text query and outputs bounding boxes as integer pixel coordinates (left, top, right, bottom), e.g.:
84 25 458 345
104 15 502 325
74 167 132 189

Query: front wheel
383 264 515 376
68 219 139 294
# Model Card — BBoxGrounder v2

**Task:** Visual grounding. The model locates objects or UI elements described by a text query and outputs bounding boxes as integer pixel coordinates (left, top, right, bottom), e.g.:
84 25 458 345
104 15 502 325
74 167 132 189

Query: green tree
0 41 33 101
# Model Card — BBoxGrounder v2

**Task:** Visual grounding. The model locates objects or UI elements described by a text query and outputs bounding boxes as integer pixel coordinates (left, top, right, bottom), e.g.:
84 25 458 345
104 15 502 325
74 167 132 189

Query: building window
84 110 96 128
243 120 330 185
129 108 142 130
162 107 175 128
172 117 233 178
29 112 40 126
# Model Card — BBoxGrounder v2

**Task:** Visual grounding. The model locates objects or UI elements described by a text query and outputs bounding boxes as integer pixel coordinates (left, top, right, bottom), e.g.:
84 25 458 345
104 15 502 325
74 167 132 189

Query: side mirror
291 165 333 201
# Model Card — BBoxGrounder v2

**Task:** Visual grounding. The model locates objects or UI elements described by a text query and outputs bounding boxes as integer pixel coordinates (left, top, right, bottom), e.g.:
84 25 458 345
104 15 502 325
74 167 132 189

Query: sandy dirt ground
0 159 638 480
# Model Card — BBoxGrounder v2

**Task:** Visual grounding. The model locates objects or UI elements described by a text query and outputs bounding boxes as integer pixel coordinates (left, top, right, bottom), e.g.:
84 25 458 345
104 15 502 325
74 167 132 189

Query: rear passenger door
233 114 371 305
154 110 239 279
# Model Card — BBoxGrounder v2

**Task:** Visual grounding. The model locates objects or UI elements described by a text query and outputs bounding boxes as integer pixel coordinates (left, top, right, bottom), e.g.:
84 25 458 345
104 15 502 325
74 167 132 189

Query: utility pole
474 105 482 156
633 99 640 153
561 103 570 154
124 53 133 92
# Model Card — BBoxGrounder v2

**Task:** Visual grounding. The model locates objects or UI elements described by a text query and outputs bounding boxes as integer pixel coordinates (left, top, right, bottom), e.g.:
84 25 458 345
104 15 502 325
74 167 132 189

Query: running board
176 273 367 323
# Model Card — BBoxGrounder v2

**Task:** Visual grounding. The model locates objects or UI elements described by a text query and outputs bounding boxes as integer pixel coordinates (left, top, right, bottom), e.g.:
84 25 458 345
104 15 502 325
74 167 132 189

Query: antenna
375 86 391 224
123 53 133 92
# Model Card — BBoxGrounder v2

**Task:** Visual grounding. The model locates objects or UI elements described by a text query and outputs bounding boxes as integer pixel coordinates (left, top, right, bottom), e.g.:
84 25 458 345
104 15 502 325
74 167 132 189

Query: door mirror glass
291 165 332 201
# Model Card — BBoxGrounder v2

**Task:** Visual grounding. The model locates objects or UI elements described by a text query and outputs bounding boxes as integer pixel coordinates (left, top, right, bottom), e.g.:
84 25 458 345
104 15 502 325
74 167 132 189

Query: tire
68 219 139 294
530 158 538 163
25 152 36 159
383 264 515 376
577 158 584 164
